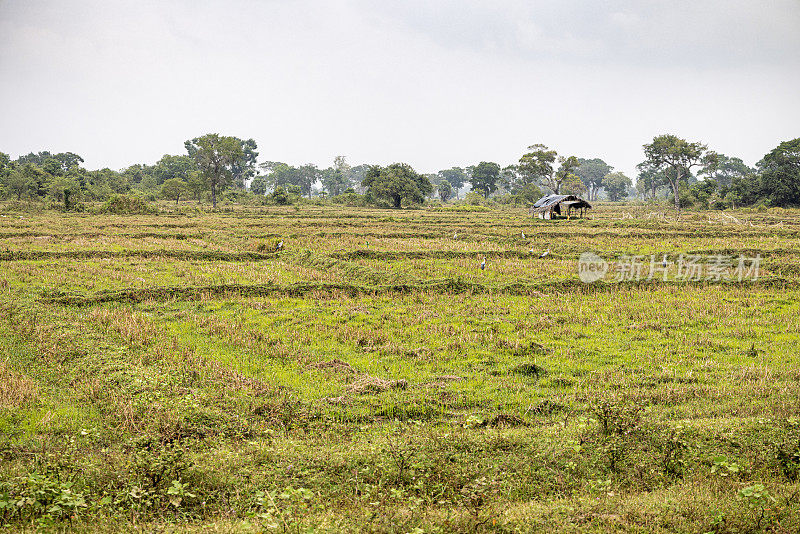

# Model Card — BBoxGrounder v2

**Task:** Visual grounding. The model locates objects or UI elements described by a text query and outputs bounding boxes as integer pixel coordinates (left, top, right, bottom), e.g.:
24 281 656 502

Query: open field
1 203 800 532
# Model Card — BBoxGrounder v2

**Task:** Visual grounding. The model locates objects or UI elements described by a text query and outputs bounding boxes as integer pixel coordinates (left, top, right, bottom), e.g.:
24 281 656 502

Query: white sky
1 0 799 178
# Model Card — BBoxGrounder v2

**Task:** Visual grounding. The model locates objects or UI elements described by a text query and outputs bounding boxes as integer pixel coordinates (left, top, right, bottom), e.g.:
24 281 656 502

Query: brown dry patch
322 395 352 406
88 308 158 347
0 359 37 408
347 375 408 395
310 358 354 372
175 347 277 397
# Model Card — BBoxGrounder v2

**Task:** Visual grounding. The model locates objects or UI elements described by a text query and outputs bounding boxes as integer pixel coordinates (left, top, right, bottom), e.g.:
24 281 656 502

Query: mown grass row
0 250 278 262
41 277 800 306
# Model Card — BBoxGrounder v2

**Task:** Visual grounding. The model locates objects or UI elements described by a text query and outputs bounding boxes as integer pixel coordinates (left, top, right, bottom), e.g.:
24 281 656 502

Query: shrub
99 195 159 215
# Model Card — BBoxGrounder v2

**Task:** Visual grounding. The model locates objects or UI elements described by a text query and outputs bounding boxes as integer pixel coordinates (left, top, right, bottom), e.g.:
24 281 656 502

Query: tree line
1 133 797 210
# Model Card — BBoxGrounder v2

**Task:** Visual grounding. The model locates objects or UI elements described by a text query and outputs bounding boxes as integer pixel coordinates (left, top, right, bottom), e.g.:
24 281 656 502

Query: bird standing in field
539 247 550 258
277 240 284 251
521 231 525 239
453 232 458 239
480 257 486 270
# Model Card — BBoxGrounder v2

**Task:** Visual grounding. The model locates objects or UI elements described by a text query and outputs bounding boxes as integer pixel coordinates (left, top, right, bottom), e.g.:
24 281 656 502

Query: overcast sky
1 0 799 179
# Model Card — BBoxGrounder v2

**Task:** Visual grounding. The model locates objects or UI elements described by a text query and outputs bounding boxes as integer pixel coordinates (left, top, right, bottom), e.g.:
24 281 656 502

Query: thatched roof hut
531 194 592 219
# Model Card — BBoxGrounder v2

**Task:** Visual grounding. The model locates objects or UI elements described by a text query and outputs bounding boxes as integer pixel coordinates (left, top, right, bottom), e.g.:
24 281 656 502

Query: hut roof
531 194 592 213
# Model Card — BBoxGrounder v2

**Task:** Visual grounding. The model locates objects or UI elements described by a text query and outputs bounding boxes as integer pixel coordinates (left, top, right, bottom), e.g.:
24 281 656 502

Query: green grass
0 203 799 532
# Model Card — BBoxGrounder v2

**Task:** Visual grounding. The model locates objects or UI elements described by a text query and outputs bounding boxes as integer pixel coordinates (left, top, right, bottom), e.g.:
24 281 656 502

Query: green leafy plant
710 455 740 477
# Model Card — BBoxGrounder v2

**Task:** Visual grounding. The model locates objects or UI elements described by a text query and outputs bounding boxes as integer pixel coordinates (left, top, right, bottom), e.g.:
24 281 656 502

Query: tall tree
758 138 800 207
550 156 580 195
186 136 256 190
500 165 523 193
362 163 432 208
642 134 715 210
574 158 612 200
518 144 557 192
635 162 670 200
3 168 31 200
185 134 244 208
561 174 586 196
437 179 452 202
321 168 349 196
437 167 467 199
468 162 501 199
296 163 321 198
153 154 195 185
602 172 633 201
699 153 754 188
186 170 207 203
250 176 267 196
229 138 258 189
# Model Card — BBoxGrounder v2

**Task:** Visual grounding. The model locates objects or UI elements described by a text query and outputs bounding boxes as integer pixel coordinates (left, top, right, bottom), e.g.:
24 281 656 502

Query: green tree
321 156 354 196
362 163 432 208
602 172 632 201
153 154 195 185
437 179 452 201
686 179 719 209
186 171 207 203
49 175 82 210
229 138 258 189
758 138 800 206
468 162 501 199
18 163 51 198
519 144 557 192
349 164 370 193
321 168 349 196
636 162 670 200
561 173 586 196
699 153 753 188
250 176 267 196
437 167 467 199
185 134 244 208
0 152 9 175
186 136 257 190
161 178 188 204
3 168 31 200
514 183 543 205
574 158 612 200
551 156 580 195
642 134 715 210
296 164 320 198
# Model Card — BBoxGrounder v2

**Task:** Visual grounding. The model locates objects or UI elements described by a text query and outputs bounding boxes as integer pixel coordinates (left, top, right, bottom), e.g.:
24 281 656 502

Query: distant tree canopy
468 162 501 199
636 162 670 200
161 177 188 204
437 179 452 202
642 134 715 210
518 144 557 192
185 134 244 208
602 172 632 201
518 145 580 195
758 138 800 207
699 153 753 188
561 174 586 196
574 158 612 200
152 154 194 186
3 134 798 211
437 167 467 199
362 163 432 208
